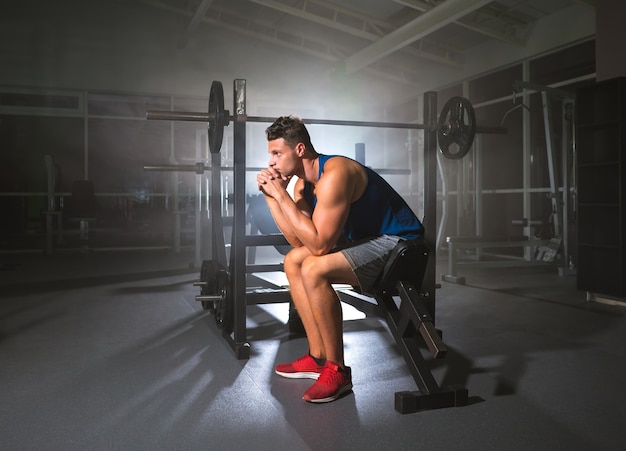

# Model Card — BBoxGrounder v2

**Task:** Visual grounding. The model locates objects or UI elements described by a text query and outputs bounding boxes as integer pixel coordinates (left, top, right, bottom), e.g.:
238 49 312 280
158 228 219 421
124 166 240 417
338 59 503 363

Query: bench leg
395 385 469 414
380 280 468 414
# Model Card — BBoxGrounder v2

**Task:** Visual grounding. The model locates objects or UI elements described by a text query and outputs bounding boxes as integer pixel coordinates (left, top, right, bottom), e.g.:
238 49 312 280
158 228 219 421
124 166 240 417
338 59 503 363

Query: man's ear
295 142 306 156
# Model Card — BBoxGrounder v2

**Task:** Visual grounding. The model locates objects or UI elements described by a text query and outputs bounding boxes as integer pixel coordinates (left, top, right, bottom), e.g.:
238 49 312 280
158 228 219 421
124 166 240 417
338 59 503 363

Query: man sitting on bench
257 116 424 403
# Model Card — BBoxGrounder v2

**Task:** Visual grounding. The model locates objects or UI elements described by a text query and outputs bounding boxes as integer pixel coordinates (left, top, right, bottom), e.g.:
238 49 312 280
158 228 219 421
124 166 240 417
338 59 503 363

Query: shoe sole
275 370 321 380
303 383 353 403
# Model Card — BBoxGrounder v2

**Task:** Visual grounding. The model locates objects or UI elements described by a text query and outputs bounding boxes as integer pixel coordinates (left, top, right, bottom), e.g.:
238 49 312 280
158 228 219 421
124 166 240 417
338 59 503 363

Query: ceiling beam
394 0 526 46
570 0 596 6
137 0 425 87
250 0 384 41
249 0 462 68
177 0 214 49
343 0 492 75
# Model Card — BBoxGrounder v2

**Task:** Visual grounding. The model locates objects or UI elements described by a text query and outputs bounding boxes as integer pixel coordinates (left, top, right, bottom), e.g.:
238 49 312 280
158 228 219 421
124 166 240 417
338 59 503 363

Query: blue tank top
303 154 424 241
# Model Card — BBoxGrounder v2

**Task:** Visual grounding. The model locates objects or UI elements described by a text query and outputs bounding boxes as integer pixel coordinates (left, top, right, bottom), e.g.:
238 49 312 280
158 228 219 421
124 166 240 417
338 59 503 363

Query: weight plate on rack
208 80 226 154
438 96 476 160
199 259 220 311
213 267 232 332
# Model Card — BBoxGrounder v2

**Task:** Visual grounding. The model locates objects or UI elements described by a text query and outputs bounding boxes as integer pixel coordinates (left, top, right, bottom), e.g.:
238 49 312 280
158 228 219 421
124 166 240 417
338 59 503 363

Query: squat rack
145 80 441 358
144 79 512 413
145 79 504 359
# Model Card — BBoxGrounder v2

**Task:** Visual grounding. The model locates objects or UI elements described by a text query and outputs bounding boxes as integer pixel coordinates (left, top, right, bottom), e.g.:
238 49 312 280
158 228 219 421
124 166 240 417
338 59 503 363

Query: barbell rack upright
229 79 251 359
423 91 438 323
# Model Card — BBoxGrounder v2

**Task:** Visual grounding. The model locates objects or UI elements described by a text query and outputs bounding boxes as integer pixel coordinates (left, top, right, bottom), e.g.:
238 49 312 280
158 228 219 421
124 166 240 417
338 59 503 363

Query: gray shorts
340 235 404 295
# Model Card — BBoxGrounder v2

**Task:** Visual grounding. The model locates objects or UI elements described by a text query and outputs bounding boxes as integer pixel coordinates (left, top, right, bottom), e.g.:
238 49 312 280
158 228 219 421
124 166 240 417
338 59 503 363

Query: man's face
267 138 300 177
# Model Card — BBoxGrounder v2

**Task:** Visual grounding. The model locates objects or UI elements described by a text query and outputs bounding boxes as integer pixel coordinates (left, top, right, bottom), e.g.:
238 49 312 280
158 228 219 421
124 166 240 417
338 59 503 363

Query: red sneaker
275 354 325 380
302 361 353 403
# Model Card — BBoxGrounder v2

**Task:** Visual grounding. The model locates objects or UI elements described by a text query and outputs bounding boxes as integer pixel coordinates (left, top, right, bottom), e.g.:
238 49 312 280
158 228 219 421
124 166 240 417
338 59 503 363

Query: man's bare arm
263 158 362 255
262 183 310 247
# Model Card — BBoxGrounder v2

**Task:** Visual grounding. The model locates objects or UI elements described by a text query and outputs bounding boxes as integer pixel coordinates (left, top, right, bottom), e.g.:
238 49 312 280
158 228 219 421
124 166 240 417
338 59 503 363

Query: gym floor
1 249 624 451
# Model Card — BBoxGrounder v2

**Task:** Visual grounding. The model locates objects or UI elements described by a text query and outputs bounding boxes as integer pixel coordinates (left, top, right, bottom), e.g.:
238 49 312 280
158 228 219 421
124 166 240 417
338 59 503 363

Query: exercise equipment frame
146 79 483 413
147 80 506 159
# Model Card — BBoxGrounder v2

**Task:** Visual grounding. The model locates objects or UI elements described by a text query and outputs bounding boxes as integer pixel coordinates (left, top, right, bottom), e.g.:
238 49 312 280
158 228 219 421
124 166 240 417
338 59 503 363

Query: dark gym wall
596 0 626 81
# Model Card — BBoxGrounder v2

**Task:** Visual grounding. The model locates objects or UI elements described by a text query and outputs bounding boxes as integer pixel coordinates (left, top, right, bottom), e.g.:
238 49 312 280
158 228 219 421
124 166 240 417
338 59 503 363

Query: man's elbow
309 244 334 256
286 237 304 248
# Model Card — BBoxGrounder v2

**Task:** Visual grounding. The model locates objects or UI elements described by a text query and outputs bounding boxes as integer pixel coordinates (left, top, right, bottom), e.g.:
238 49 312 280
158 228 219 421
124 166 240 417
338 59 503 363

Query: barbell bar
143 164 411 176
146 80 507 159
146 109 505 134
148 109 432 129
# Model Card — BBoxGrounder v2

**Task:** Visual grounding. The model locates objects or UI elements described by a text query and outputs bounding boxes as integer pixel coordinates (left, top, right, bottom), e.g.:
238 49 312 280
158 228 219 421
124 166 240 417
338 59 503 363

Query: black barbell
146 80 506 160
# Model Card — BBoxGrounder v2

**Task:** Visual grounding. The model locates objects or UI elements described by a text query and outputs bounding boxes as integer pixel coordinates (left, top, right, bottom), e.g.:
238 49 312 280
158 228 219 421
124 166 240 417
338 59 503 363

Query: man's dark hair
266 115 315 152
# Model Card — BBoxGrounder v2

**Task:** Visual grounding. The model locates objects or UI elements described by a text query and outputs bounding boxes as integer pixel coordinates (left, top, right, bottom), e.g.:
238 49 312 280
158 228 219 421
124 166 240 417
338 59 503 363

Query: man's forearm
264 195 304 247
270 190 337 256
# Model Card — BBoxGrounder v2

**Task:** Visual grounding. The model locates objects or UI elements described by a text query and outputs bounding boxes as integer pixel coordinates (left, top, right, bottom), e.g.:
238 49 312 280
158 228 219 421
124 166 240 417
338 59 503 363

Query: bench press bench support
338 239 468 414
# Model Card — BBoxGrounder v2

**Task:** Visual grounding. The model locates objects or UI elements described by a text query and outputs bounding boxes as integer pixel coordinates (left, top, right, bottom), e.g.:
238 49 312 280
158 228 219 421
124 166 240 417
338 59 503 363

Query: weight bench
338 239 468 414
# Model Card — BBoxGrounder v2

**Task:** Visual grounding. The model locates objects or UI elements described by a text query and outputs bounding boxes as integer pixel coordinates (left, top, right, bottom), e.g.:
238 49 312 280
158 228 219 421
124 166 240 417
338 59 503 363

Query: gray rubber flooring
1 250 624 450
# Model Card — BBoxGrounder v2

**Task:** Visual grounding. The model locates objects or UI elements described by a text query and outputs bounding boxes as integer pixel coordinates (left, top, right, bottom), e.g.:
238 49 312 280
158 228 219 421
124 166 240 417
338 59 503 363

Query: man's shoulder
323 155 360 172
319 155 367 202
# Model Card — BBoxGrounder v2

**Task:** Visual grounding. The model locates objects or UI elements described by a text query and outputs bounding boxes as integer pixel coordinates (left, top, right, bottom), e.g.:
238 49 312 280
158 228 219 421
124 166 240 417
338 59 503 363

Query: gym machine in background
441 81 577 284
145 79 506 413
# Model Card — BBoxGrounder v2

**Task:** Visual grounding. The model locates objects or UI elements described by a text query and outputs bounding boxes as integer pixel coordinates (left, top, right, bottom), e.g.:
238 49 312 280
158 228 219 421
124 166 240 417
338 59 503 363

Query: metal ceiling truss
139 0 594 84
394 0 528 46
177 0 214 48
250 0 464 68
138 0 426 86
343 0 492 75
569 0 596 7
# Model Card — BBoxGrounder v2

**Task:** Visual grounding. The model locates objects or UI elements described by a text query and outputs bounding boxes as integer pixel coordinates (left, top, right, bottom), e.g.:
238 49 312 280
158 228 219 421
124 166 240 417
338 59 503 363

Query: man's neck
300 153 320 184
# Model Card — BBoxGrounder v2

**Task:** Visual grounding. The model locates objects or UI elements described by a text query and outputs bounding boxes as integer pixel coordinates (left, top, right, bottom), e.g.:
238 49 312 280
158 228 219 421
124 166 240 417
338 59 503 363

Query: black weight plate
199 259 221 311
208 80 225 154
213 268 233 332
438 96 476 160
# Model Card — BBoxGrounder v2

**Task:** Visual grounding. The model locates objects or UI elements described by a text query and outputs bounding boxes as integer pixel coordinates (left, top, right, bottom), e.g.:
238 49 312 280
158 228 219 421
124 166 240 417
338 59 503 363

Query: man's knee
284 247 309 277
301 251 359 289
301 255 327 285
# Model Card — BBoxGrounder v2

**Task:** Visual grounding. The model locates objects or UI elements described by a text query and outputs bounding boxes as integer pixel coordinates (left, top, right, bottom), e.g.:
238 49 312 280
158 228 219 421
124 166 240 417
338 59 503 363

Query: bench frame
338 240 468 414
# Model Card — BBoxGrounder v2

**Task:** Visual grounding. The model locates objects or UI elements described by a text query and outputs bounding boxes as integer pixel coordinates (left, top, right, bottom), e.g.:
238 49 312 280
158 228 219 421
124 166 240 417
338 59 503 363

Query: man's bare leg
301 252 359 367
283 246 326 359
